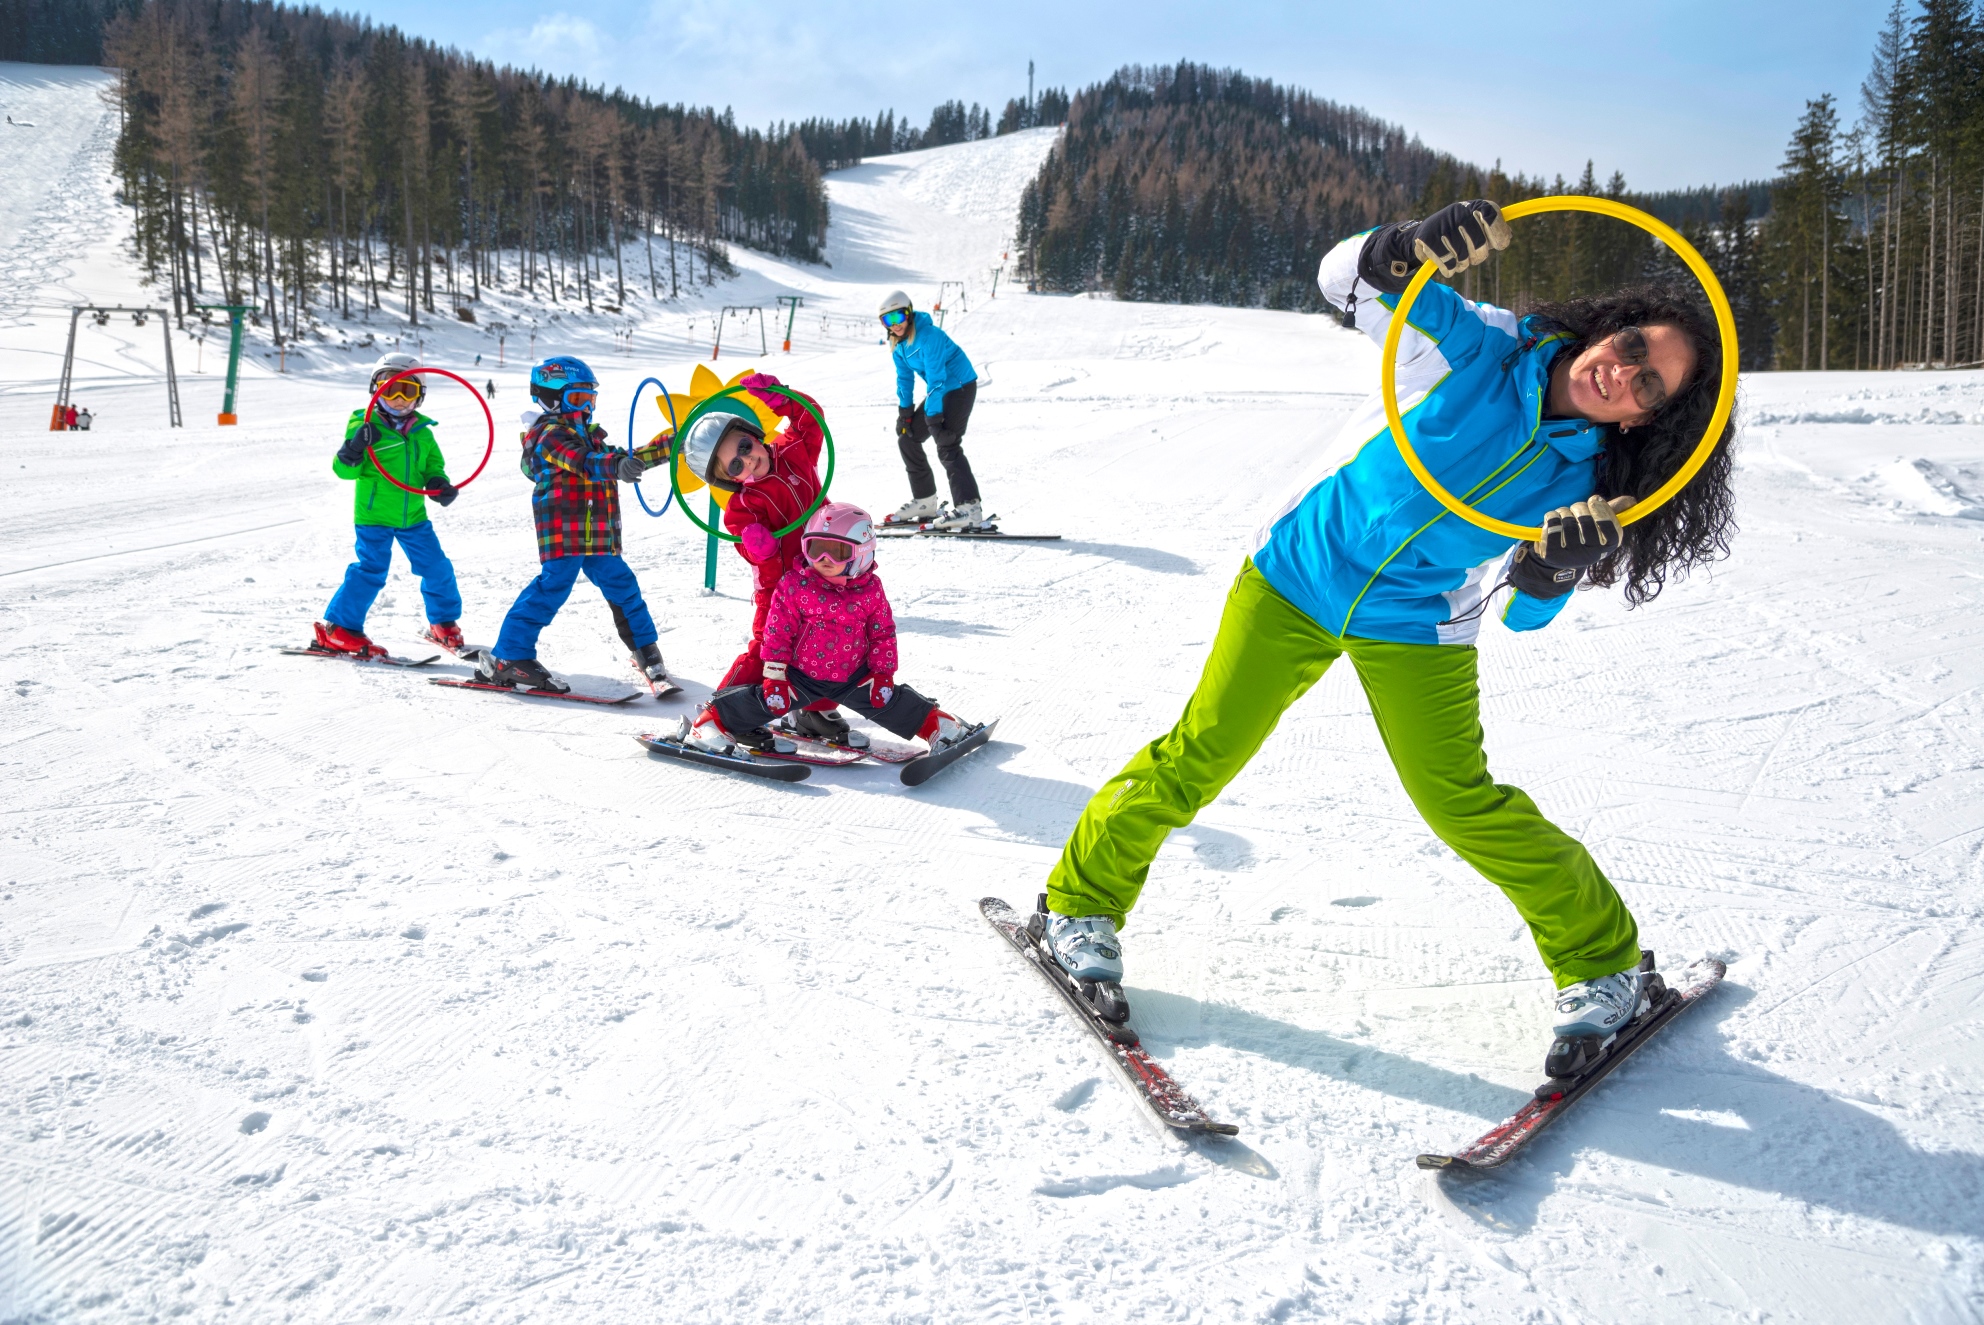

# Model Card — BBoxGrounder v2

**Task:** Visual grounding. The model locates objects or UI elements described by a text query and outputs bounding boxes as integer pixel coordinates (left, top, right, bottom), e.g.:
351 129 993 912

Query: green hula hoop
666 382 836 543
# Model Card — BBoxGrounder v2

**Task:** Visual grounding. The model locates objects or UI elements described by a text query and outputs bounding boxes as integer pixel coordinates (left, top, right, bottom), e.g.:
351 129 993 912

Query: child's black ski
901 720 997 786
633 732 810 782
981 896 1237 1137
280 645 440 668
1415 956 1726 1172
430 677 639 705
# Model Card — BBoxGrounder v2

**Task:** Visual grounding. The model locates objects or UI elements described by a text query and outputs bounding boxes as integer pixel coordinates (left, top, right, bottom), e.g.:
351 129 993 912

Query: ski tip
1415 1153 1459 1171
1198 1121 1242 1137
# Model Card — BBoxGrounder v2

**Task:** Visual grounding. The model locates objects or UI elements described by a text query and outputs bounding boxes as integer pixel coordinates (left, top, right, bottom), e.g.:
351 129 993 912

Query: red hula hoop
362 366 497 498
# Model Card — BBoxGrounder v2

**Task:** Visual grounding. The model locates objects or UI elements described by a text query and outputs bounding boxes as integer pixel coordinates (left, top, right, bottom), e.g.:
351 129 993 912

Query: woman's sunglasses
1610 327 1674 413
806 537 856 565
723 435 758 477
879 309 909 328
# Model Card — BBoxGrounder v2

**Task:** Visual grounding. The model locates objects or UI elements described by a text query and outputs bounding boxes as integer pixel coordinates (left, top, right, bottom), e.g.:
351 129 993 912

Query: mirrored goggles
561 387 599 411
879 308 909 328
376 378 422 404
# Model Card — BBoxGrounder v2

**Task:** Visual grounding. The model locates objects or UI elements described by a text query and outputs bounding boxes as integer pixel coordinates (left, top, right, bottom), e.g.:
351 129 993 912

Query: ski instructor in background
1038 200 1739 1079
878 289 986 531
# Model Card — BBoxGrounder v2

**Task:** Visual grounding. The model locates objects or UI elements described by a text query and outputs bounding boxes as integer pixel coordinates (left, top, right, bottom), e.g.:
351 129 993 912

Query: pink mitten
740 523 777 563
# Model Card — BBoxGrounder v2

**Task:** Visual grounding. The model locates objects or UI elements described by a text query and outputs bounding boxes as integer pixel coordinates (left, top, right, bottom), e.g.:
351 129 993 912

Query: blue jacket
891 312 975 417
1248 232 1611 646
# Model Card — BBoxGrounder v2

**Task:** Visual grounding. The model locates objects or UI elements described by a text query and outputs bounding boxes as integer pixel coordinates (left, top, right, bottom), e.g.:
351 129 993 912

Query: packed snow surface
2 68 1982 1325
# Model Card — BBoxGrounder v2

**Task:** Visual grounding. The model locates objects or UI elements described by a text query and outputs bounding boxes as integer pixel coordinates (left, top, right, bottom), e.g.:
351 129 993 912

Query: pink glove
761 660 795 716
740 523 777 563
865 674 895 709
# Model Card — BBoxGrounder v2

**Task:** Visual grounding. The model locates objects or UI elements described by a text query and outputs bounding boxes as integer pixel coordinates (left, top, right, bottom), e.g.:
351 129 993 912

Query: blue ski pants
493 553 657 660
324 521 461 632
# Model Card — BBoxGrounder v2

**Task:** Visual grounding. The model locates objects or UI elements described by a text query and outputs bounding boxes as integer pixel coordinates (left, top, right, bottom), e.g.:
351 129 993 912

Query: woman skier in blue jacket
878 290 985 531
1038 200 1739 1079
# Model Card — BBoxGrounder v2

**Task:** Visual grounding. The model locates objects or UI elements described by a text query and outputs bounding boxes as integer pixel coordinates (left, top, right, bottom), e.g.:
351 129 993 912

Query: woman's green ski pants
1045 561 1640 987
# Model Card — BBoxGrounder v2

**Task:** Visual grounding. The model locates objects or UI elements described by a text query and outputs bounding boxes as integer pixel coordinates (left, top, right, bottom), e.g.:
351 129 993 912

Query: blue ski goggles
879 308 910 328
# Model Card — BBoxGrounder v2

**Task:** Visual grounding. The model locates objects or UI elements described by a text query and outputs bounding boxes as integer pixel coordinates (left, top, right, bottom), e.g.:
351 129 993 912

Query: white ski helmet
878 289 912 319
680 408 766 493
369 352 423 408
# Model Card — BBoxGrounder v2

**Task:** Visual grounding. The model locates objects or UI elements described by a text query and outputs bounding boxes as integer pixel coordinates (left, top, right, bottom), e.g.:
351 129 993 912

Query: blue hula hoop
627 376 677 518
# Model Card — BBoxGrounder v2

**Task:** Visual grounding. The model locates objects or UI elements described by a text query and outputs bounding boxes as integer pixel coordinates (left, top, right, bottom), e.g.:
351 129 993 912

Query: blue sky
356 0 1890 191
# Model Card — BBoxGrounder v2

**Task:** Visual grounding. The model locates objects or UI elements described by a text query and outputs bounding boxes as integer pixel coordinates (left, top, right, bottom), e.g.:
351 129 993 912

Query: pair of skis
634 718 996 786
983 892 1724 1167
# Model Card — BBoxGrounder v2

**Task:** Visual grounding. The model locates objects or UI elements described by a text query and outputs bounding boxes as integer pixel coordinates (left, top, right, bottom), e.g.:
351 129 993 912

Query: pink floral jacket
760 565 898 683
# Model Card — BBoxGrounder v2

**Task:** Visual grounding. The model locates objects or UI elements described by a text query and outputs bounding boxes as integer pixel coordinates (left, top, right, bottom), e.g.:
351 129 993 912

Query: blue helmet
529 355 599 416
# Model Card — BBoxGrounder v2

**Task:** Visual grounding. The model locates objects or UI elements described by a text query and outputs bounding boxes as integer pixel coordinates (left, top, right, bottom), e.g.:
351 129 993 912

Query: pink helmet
800 501 877 578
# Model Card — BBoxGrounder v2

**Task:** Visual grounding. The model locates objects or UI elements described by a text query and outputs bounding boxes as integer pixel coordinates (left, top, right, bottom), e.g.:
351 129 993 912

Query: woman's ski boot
1026 895 1130 1023
1542 952 1662 1083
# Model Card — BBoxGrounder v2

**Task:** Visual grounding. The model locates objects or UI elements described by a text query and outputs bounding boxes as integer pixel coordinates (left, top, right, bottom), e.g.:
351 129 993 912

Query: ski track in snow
2 69 1983 1325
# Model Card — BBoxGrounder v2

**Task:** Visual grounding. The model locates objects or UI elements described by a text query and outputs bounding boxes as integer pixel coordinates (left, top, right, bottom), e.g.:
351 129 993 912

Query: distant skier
878 290 985 530
75 406 92 431
311 353 466 658
478 355 673 694
63 404 77 430
1040 201 1739 1077
682 502 976 755
679 371 858 747
486 379 496 400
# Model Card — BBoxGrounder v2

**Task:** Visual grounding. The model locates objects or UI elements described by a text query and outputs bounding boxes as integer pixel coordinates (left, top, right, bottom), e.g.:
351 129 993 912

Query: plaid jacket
521 411 667 561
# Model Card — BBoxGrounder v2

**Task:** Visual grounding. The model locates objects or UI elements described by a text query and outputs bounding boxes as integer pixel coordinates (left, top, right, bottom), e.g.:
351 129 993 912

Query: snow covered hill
2 68 1982 1325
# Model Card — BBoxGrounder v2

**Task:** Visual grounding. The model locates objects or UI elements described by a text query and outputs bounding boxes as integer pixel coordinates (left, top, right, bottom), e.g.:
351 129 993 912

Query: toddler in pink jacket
686 502 975 756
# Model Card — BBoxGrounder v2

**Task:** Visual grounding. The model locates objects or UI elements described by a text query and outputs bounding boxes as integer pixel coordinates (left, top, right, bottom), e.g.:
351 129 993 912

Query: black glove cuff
1508 546 1578 600
1356 221 1418 295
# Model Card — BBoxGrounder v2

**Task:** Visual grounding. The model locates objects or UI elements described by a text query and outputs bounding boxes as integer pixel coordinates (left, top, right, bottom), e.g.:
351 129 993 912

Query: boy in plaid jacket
478 356 672 694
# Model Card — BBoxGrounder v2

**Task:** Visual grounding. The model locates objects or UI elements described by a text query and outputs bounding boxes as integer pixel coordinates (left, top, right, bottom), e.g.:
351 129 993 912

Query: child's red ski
429 677 639 705
1416 956 1726 1172
771 721 925 765
981 896 1237 1138
280 645 440 668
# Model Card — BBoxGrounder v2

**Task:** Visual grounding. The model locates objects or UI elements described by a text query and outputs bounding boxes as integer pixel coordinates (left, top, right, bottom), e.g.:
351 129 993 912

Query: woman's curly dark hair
1526 286 1738 606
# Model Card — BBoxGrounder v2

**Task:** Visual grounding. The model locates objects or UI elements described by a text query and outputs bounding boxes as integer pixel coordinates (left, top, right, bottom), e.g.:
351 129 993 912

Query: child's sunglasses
723 435 758 477
879 308 909 328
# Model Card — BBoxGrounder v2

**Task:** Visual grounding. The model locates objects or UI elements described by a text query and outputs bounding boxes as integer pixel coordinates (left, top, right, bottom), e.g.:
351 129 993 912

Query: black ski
901 719 998 786
430 677 639 705
633 732 810 782
280 645 440 668
1415 956 1726 1172
981 897 1237 1137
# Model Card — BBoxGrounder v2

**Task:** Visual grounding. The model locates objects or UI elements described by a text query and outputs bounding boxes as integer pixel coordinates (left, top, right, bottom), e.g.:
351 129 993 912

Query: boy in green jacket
311 354 466 658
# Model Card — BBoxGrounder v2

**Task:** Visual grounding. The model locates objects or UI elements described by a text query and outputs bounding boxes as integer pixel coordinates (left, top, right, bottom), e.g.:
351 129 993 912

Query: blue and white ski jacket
891 312 976 417
1248 231 1610 646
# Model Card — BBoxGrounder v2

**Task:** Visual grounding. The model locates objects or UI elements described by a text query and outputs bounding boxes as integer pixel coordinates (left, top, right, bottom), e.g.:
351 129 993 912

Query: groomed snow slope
1 71 1981 1325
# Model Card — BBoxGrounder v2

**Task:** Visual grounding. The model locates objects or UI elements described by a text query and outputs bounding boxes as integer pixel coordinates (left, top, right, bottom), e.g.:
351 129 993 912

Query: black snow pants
713 666 937 742
900 378 980 506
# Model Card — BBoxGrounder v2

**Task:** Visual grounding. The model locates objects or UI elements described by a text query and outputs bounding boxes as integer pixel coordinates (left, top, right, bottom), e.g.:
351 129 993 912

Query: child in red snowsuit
709 372 823 690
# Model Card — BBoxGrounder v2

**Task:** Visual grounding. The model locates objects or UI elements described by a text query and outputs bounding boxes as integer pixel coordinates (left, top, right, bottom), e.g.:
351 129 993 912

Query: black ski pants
900 378 980 506
713 666 937 742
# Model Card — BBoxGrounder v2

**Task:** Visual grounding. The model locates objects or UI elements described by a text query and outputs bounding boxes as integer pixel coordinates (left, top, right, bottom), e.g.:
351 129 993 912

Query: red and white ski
1416 956 1726 1172
982 896 1237 1138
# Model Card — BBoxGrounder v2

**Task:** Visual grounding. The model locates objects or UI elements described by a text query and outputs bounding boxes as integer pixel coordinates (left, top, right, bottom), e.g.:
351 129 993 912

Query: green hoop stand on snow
667 382 836 543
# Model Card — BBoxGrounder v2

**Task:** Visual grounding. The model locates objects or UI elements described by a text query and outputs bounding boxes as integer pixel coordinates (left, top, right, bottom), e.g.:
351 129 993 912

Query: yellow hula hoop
1378 195 1739 541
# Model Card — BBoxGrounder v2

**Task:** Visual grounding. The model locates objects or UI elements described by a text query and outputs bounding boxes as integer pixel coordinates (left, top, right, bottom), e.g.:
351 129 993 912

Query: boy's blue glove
337 422 377 467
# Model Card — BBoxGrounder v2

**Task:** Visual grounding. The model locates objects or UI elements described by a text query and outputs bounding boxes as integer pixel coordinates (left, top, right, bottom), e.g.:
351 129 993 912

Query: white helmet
878 289 912 318
680 409 765 493
369 352 423 408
